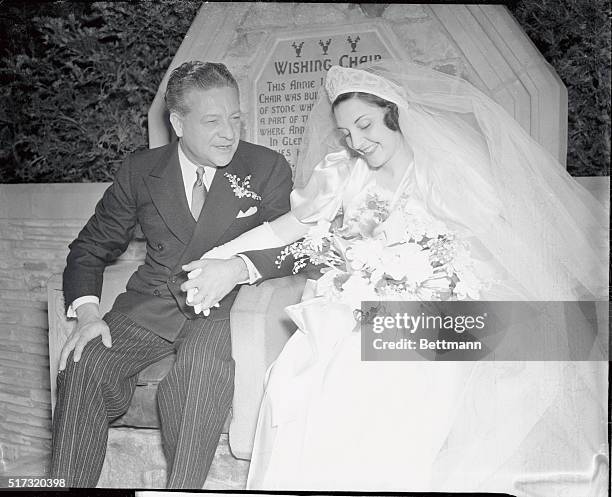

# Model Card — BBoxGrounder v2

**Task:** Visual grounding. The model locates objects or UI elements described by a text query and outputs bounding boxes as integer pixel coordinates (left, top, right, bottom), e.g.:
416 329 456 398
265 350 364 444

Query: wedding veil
295 61 609 301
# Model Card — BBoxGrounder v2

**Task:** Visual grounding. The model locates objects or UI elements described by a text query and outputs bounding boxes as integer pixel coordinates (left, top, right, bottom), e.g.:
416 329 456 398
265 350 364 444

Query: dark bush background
0 1 609 182
0 1 200 182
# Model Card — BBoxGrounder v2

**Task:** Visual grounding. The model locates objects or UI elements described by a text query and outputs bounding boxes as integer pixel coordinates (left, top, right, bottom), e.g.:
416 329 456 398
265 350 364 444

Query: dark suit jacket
63 140 293 341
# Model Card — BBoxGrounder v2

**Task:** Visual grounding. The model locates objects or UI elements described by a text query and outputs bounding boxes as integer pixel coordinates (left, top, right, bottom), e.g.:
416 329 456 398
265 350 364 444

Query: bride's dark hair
332 92 400 131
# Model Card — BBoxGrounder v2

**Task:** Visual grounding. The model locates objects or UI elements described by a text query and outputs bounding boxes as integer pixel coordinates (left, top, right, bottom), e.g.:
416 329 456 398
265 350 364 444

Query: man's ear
169 112 183 138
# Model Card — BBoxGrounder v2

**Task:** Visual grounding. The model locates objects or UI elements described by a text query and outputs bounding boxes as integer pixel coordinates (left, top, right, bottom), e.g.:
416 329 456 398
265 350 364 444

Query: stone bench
47 264 306 487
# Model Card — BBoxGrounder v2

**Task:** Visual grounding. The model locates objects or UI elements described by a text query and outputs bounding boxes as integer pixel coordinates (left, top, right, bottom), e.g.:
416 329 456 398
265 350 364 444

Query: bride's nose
350 131 366 151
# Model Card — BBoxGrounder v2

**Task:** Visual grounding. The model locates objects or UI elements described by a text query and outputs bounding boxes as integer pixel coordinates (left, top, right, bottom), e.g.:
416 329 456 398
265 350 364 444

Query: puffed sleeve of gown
207 150 356 260
289 149 354 224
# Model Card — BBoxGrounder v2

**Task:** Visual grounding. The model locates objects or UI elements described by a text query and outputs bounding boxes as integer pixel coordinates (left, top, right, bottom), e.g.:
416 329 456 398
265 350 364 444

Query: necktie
190 167 207 220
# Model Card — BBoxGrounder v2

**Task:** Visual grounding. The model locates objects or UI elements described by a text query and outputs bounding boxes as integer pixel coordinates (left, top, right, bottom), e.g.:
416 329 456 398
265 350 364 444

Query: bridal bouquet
277 192 485 309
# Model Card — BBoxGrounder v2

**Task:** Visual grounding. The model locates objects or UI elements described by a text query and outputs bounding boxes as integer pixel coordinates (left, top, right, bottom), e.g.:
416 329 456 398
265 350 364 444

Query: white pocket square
237 206 258 218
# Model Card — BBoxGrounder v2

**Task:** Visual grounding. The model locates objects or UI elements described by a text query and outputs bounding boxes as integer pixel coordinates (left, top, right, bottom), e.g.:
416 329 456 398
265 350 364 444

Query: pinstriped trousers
50 311 234 489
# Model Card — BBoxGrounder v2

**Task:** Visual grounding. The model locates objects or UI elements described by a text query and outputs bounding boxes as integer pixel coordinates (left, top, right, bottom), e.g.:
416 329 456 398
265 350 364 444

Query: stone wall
0 183 141 475
0 178 607 476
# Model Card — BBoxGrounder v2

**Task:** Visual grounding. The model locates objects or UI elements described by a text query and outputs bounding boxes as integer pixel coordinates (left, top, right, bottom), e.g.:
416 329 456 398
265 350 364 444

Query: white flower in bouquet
338 192 390 239
276 221 343 273
380 242 433 283
374 209 406 245
344 238 386 271
400 198 449 241
418 274 454 300
307 221 332 250
435 240 486 299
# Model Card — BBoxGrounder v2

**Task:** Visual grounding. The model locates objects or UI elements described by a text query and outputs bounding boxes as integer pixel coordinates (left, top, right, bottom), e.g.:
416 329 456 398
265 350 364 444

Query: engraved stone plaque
250 24 405 168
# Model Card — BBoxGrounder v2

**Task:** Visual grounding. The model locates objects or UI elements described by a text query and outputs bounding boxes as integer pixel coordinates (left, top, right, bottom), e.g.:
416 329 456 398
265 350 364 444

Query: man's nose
218 119 236 140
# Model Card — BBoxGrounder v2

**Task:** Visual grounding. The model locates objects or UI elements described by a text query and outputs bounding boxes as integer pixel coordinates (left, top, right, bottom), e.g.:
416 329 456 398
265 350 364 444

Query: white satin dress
245 151 608 495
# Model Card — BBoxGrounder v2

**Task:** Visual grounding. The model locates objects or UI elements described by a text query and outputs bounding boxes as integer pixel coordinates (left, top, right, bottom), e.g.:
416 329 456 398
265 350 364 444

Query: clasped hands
180 255 248 316
59 256 245 370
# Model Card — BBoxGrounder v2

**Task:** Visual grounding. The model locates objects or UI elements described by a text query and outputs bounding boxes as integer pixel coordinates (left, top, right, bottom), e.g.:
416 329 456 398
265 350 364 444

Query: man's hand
58 302 112 371
181 257 248 313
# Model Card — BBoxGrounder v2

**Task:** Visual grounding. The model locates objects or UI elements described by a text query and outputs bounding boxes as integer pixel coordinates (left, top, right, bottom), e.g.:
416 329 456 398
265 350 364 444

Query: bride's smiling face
333 95 403 169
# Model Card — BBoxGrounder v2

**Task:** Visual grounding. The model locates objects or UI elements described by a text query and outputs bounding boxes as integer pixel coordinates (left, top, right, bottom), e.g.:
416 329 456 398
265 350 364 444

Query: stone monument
149 3 568 166
249 23 406 167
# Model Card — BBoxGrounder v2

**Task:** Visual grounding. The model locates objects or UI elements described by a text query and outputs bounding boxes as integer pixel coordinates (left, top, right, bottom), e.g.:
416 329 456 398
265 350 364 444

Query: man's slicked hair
165 61 239 115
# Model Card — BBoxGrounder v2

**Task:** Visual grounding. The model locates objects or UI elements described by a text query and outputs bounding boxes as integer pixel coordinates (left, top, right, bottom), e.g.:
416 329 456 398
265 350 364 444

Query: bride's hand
188 246 231 315
186 283 220 316
182 258 248 315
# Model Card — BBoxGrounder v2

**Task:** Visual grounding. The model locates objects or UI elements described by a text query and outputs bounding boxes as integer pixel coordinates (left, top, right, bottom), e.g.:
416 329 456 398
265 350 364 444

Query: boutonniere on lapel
224 173 262 200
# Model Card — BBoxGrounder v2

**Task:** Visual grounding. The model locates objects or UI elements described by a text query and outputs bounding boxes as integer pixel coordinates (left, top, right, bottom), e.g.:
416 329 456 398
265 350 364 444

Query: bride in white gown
197 62 608 494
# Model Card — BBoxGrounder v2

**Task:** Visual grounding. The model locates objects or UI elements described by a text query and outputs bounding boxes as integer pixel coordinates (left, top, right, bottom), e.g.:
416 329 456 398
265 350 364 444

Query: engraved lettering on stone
254 30 393 167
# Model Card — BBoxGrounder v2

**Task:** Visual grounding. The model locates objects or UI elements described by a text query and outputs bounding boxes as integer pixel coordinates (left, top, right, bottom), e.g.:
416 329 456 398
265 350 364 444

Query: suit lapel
144 143 195 245
181 143 250 262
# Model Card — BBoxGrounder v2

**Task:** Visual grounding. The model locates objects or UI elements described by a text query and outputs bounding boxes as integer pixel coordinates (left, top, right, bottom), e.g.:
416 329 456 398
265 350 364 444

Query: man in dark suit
51 61 293 488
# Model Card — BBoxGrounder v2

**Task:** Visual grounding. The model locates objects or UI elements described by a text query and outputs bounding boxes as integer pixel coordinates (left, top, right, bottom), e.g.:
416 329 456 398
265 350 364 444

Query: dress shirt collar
178 141 216 207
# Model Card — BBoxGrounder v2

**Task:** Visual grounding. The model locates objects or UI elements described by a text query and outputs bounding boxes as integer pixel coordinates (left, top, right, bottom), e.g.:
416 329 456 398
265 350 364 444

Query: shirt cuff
67 295 100 318
235 254 262 285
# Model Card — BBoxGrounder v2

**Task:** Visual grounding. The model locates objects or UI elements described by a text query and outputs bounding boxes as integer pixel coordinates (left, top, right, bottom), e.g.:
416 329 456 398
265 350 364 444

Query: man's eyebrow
200 110 241 119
